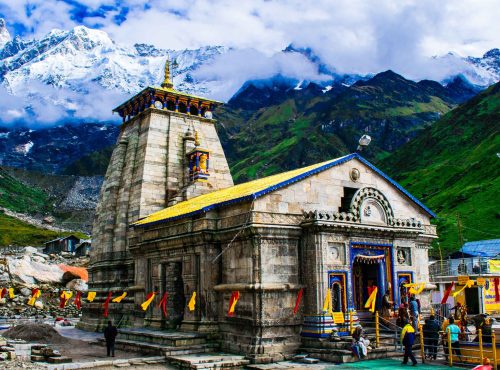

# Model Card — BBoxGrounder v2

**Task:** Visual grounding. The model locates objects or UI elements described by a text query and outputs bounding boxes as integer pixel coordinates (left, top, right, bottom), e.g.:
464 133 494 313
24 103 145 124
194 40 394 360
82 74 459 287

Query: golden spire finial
161 58 174 89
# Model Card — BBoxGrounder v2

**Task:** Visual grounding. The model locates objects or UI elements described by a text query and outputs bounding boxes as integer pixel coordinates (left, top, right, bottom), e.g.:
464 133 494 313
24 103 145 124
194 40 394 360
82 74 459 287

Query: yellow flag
188 292 196 311
141 293 156 311
87 291 96 302
27 289 41 306
112 292 127 303
452 280 475 297
323 289 332 314
364 287 378 312
8 288 14 299
62 291 73 300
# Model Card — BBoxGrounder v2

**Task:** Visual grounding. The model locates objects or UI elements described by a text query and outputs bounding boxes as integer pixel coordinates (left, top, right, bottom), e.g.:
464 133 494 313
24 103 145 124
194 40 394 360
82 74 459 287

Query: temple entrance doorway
164 261 185 329
353 258 382 311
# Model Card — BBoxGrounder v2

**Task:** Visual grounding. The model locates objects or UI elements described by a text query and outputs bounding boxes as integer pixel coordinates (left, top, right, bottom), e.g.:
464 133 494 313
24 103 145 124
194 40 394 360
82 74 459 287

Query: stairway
165 353 250 369
299 327 401 363
98 327 216 356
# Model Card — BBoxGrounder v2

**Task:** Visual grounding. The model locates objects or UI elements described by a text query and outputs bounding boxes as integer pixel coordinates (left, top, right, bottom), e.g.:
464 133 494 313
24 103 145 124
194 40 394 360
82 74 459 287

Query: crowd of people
348 292 496 366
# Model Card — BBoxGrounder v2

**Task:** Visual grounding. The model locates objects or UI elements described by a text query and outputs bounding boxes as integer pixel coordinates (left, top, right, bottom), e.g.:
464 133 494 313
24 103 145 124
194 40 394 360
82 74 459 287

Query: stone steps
165 353 250 370
299 345 400 363
118 328 207 347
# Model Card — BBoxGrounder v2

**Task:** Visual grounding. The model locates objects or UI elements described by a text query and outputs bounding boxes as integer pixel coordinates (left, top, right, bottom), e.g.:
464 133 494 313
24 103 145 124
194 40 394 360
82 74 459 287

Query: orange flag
227 291 240 317
103 292 112 317
141 292 156 311
158 292 168 317
364 287 378 313
74 291 82 310
293 288 304 315
0 288 6 299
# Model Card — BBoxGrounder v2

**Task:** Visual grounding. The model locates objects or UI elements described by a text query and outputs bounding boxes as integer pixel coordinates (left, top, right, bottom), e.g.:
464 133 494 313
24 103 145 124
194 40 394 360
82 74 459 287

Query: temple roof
133 153 436 227
452 239 500 258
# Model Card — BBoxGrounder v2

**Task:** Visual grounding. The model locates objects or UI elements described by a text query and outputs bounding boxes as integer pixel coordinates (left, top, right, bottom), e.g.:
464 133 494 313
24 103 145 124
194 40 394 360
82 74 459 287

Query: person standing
423 314 440 360
104 320 118 357
446 317 462 363
401 319 418 366
381 289 393 318
409 295 419 330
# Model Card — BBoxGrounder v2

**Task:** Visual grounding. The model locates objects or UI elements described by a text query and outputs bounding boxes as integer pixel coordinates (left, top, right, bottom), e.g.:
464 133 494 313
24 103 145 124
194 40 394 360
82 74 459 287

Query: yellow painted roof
134 154 353 226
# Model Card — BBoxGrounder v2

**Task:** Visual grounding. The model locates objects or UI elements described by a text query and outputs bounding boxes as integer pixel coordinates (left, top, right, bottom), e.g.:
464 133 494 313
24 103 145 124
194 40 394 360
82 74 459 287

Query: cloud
0 80 125 127
193 49 331 101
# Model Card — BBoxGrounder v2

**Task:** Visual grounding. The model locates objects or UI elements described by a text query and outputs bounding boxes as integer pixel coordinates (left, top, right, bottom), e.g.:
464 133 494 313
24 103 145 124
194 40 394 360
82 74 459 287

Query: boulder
65 279 88 292
34 301 43 310
61 271 80 285
19 288 31 297
7 255 64 284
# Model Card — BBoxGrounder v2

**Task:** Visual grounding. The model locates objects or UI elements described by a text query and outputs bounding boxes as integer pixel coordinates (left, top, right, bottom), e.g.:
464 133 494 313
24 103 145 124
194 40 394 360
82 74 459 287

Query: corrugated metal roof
133 153 436 227
460 239 500 257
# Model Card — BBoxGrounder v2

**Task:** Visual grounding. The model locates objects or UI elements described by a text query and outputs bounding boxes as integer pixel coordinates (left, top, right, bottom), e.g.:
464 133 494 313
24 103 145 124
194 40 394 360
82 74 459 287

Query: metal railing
430 257 493 277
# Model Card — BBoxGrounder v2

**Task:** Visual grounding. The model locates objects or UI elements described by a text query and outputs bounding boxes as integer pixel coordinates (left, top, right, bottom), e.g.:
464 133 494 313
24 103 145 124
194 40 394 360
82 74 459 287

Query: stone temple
80 62 437 362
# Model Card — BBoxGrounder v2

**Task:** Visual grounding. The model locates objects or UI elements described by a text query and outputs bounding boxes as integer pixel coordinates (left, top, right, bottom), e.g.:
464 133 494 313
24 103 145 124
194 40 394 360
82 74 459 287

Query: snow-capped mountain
0 18 10 49
0 23 226 97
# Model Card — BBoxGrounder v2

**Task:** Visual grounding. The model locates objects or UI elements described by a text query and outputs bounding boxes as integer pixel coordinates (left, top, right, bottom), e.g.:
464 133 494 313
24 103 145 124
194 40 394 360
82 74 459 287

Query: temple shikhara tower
81 60 437 363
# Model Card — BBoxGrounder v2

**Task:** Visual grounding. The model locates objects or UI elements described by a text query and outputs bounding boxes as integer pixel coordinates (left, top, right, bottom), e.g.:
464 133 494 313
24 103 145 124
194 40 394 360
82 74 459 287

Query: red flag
441 282 454 304
228 291 240 317
103 292 112 317
293 288 304 315
74 291 82 310
59 295 67 308
0 288 6 299
494 278 500 302
158 292 168 317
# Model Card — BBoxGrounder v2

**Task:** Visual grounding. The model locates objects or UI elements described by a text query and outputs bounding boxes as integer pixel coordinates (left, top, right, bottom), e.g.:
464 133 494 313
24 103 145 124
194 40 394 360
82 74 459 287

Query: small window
339 187 357 213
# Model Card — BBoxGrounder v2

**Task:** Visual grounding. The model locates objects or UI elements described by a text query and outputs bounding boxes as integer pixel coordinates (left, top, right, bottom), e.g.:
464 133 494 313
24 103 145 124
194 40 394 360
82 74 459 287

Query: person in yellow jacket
401 319 418 366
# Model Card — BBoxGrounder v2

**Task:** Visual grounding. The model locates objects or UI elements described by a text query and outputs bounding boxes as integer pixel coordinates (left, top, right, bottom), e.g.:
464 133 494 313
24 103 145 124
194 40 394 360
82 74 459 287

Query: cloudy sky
0 0 499 125
1 0 499 73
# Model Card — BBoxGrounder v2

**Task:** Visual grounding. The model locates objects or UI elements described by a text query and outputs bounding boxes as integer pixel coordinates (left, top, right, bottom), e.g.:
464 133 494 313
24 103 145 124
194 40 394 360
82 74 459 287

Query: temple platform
98 327 217 356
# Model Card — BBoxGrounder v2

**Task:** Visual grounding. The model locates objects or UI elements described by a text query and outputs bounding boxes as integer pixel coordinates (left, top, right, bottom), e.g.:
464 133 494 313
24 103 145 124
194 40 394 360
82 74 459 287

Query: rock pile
0 247 89 320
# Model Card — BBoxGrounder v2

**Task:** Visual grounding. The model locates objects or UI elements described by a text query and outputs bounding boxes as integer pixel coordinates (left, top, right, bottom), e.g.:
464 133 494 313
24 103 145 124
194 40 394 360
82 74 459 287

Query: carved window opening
339 187 357 213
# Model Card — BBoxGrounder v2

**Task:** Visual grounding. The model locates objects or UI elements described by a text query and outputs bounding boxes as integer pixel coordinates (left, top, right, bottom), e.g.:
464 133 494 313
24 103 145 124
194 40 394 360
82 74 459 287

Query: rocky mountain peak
0 18 12 49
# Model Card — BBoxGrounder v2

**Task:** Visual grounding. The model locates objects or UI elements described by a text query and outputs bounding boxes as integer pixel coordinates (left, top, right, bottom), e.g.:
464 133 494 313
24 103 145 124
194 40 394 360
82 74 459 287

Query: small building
75 240 91 257
430 239 500 315
43 235 81 255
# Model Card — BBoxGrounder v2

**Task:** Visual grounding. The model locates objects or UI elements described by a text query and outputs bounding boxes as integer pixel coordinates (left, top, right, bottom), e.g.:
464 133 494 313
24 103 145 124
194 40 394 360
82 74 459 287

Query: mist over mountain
0 18 498 129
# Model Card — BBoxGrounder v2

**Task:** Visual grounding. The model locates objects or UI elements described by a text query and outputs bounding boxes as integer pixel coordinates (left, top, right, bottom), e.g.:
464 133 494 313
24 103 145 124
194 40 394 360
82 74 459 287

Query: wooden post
493 332 498 370
479 329 484 365
419 320 425 363
375 311 380 348
448 330 453 367
350 310 354 334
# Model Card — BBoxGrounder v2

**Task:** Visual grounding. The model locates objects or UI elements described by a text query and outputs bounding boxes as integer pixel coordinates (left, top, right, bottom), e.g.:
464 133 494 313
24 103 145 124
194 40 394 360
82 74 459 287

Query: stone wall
82 107 233 330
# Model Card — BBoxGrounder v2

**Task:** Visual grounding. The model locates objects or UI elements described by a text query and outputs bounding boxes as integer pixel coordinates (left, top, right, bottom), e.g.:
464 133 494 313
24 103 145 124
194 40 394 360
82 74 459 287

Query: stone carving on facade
328 242 345 264
396 247 411 265
349 168 360 182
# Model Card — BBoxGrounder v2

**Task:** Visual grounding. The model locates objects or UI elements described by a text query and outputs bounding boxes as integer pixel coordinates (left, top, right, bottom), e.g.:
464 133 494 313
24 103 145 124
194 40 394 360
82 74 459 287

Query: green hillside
0 168 87 246
218 71 461 183
62 146 113 176
0 212 86 247
381 83 500 256
0 167 51 214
